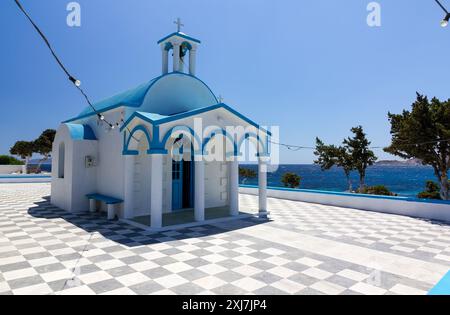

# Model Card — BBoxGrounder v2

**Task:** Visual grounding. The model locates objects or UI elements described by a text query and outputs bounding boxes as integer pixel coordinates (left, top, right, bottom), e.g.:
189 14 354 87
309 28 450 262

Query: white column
89 199 97 213
258 157 269 218
150 154 164 229
173 42 180 72
107 204 116 220
194 159 205 221
161 46 168 74
123 155 134 219
229 158 239 216
189 48 197 76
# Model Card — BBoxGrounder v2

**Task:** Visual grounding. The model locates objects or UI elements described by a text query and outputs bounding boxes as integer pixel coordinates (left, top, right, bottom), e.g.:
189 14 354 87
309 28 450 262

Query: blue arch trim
120 103 271 137
237 132 268 156
161 125 202 155
122 125 152 155
66 123 97 141
164 42 173 51
148 125 168 154
203 128 238 156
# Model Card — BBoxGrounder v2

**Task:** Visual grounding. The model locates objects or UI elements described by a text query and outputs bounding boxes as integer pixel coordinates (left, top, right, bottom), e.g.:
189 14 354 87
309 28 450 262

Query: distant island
375 158 423 166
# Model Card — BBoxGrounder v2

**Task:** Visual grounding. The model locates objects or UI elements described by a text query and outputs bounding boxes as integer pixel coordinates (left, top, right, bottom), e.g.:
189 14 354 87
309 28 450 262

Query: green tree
281 172 301 188
0 155 24 165
384 93 450 200
344 126 377 191
10 141 34 173
314 138 354 192
33 129 56 171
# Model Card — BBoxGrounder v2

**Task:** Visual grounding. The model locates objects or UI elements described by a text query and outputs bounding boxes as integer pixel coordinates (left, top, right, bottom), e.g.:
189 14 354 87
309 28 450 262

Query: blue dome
71 72 218 122
140 73 217 115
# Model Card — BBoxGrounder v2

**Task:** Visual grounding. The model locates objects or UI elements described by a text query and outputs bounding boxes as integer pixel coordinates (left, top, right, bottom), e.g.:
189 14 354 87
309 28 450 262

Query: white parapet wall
239 185 450 223
0 165 24 174
0 175 51 183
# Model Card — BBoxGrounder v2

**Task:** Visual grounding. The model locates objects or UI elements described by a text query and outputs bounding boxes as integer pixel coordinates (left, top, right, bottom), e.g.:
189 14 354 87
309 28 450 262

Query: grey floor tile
129 280 164 295
88 279 124 294
142 267 172 279
8 275 45 290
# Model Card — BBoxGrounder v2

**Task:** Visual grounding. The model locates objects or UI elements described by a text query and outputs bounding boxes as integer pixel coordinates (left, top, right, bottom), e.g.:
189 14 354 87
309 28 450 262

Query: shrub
417 191 441 199
27 166 42 174
281 172 301 189
417 180 442 200
239 167 257 179
358 185 397 196
0 155 24 165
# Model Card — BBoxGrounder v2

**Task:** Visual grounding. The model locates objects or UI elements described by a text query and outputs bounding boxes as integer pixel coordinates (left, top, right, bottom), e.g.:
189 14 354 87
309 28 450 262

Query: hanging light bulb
99 114 105 121
69 76 81 87
441 13 450 27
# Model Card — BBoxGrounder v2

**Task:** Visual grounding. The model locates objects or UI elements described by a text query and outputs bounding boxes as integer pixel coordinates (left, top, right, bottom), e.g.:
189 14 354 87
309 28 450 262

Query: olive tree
385 93 450 200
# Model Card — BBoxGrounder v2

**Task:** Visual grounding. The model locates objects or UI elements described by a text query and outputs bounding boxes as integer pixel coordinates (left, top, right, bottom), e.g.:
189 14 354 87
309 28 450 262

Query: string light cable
13 0 134 136
270 138 450 151
435 0 450 27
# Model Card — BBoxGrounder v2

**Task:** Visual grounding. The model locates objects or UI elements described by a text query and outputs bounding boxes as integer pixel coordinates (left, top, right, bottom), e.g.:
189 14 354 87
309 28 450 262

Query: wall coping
0 175 51 179
239 184 450 206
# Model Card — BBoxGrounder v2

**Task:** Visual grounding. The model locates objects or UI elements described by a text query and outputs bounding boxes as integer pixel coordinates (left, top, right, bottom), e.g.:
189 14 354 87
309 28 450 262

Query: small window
58 142 65 179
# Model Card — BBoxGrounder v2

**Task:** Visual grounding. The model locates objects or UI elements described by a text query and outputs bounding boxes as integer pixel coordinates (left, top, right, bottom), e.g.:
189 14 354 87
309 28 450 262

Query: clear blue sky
1 0 449 163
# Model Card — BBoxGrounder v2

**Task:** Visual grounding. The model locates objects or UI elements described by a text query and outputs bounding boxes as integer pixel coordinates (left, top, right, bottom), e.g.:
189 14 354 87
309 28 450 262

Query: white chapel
51 22 271 229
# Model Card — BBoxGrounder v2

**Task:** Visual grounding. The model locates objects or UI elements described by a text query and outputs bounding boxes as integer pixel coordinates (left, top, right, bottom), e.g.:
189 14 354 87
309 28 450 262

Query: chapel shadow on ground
28 196 270 247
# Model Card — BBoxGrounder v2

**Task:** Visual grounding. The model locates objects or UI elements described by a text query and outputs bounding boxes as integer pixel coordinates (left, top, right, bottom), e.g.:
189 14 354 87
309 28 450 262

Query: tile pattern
0 184 448 295
240 195 450 264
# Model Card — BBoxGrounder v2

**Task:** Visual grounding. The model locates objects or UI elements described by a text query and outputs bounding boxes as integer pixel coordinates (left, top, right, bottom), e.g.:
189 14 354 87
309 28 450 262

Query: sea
239 164 438 198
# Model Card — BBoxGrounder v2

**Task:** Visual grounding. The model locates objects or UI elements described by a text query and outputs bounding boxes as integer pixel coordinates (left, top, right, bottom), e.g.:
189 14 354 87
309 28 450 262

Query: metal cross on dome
174 18 184 32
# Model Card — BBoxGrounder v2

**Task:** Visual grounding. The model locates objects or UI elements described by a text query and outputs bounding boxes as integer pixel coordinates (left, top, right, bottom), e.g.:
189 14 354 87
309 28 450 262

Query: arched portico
119 102 271 229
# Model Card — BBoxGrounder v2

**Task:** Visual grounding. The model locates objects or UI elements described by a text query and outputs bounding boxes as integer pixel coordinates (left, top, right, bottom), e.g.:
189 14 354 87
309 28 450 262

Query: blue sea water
239 164 438 197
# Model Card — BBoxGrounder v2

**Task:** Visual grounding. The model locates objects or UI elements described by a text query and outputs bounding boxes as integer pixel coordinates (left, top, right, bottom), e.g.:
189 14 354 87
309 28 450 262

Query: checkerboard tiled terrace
1 183 449 295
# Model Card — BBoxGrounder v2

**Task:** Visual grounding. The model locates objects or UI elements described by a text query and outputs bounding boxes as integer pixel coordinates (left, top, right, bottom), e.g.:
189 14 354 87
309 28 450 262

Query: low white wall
239 185 450 223
0 176 51 183
0 165 24 174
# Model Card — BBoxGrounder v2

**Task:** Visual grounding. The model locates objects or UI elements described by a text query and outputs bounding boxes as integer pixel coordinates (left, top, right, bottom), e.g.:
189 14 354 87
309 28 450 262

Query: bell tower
158 18 201 76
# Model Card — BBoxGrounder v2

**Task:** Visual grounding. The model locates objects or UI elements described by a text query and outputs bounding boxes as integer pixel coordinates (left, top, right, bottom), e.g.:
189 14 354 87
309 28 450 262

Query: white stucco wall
89 111 125 201
134 144 152 216
51 125 73 211
163 155 171 213
51 124 98 213
205 161 229 208
239 186 450 223
70 140 98 211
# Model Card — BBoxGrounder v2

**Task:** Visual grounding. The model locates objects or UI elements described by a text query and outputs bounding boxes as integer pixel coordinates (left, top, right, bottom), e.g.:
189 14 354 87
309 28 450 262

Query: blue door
172 158 183 210
171 139 194 211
